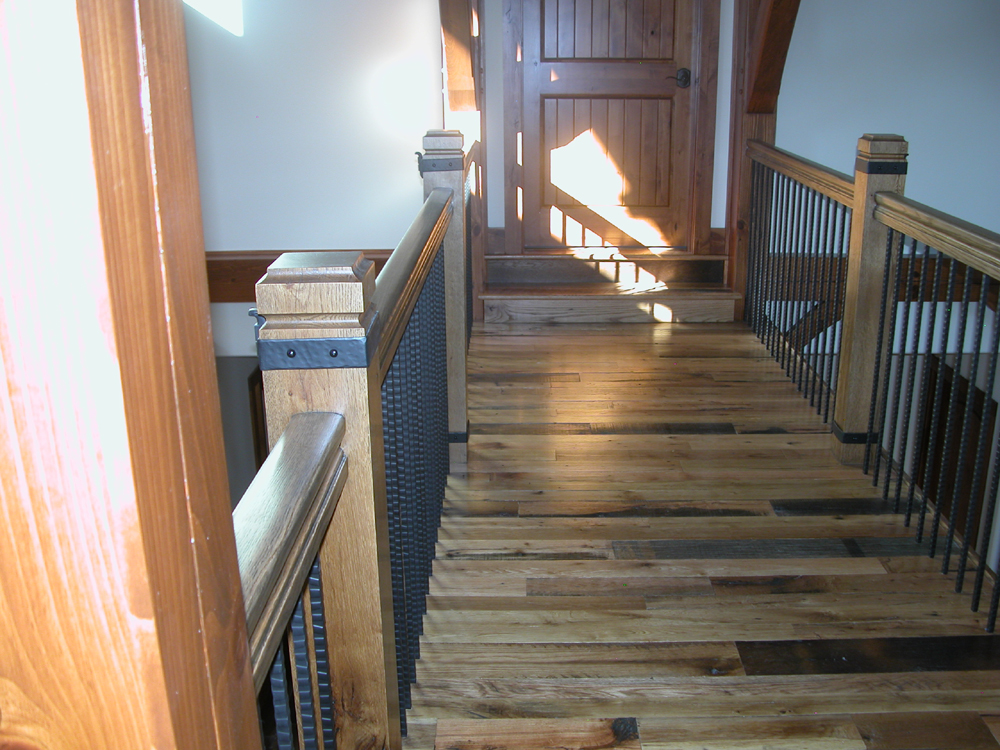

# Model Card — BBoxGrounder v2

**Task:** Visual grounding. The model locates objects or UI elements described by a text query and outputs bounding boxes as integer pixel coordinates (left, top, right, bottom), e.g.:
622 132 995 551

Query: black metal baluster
930 262 975 557
767 175 787 357
894 241 931 513
826 205 851 423
308 559 336 750
918 258 959 543
795 189 816 394
942 271 989 573
957 278 1000 595
883 233 914 501
290 592 318 750
789 187 808 388
906 250 945 526
974 419 1000 620
865 229 900 478
746 162 763 328
771 173 792 357
782 182 804 376
812 196 832 410
270 642 296 750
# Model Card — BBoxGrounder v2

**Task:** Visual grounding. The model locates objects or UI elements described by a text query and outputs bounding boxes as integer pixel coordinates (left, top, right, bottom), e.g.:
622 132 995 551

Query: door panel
521 0 703 251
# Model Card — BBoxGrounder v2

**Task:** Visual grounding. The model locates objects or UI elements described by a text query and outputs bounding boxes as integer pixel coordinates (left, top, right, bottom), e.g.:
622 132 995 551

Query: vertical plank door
517 0 718 252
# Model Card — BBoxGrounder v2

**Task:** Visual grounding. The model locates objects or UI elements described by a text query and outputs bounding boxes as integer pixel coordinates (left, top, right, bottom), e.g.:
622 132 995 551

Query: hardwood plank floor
404 322 999 749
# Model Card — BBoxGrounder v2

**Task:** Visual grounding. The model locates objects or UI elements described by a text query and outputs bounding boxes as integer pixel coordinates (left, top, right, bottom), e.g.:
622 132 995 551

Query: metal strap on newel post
250 308 382 370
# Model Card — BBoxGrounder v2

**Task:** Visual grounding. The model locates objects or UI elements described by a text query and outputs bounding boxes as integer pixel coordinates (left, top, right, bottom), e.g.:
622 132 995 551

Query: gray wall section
215 356 261 508
777 0 1000 233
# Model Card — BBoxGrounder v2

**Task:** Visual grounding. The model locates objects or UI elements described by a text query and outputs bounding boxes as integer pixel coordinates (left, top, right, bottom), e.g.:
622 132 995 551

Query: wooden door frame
723 0 800 315
502 0 721 255
1 1 260 747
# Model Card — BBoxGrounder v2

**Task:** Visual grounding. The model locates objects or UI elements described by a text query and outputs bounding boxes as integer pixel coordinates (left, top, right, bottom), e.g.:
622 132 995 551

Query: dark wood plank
738 635 1000 676
852 711 1000 750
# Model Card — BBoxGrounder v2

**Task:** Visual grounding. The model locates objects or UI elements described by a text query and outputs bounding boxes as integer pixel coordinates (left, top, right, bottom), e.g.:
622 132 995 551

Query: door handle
668 68 691 88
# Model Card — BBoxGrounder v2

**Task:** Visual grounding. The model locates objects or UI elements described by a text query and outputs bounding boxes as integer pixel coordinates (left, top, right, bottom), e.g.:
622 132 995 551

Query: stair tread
482 283 740 299
487 253 728 261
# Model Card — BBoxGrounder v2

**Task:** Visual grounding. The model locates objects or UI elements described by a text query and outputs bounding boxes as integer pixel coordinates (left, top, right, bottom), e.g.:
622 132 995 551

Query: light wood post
420 130 470 464
255 252 401 749
831 134 909 464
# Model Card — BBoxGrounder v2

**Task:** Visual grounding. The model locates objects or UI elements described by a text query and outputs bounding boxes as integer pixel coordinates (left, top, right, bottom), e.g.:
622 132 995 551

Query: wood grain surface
402 321 998 749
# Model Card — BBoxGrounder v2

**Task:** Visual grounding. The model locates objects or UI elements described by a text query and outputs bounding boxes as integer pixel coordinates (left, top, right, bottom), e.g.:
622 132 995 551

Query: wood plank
737 635 1000 676
851 711 1000 750
433 718 641 749
415 642 742 678
639 715 866 750
408 672 1000 719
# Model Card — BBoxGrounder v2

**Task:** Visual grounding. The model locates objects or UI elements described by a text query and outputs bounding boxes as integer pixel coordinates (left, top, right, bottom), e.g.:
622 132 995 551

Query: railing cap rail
874 191 1000 279
232 410 348 689
746 139 854 206
371 186 453 379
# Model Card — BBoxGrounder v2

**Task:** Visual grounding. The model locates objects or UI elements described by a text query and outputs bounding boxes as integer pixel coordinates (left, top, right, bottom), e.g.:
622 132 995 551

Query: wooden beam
441 0 477 111
746 0 801 114
0 0 259 748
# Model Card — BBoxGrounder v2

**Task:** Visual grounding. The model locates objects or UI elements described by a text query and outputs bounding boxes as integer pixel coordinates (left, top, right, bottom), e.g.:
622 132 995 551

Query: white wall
777 0 1000 233
184 0 445 253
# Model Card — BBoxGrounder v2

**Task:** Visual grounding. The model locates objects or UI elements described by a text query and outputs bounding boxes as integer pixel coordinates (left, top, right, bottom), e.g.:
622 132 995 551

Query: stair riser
487 258 725 286
484 297 736 324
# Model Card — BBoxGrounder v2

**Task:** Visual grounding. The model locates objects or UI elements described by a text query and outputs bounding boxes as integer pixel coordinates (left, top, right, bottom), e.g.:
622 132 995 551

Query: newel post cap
857 134 909 160
423 129 464 152
255 251 375 316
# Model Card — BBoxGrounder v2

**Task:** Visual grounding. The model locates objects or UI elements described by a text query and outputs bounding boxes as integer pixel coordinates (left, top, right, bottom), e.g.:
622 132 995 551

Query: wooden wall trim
207 250 393 303
78 0 261 747
746 0 801 114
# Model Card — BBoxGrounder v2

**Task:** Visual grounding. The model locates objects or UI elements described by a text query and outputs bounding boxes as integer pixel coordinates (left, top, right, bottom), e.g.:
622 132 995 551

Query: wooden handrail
370 186 454 380
874 192 1000 280
747 139 854 206
232 411 348 689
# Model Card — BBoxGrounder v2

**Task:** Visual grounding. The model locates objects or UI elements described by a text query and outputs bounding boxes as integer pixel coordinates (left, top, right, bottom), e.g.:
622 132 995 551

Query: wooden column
421 130 470 464
832 134 909 464
725 0 800 316
255 253 401 749
1 1 260 748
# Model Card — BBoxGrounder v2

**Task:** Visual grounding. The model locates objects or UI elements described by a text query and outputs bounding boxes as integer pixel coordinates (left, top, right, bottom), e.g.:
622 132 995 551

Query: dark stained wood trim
689 0 722 254
207 249 393 303
746 0 801 114
724 0 779 317
441 0 478 111
502 0 524 254
77 0 261 747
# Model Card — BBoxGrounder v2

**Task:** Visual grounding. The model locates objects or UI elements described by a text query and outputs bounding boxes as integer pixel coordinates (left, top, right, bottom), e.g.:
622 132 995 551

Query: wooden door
508 0 718 253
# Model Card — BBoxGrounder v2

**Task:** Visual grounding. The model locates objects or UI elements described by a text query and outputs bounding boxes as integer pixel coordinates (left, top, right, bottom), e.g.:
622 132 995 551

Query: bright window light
184 0 243 37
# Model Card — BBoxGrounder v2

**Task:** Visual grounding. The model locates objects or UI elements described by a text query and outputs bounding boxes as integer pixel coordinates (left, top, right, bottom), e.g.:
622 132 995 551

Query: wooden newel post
831 134 908 464
420 129 470 464
255 252 401 749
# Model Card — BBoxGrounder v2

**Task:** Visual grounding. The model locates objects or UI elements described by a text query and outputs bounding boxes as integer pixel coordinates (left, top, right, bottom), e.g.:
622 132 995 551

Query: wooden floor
404 322 1000 750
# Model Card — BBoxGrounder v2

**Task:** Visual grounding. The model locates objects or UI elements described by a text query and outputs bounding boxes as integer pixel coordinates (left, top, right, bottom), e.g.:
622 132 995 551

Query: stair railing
744 139 855 422
246 183 461 747
743 133 1000 631
864 192 1000 630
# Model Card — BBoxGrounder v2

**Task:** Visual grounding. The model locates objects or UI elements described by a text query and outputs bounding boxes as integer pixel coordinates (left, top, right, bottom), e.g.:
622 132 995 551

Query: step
486 253 727 286
481 284 741 324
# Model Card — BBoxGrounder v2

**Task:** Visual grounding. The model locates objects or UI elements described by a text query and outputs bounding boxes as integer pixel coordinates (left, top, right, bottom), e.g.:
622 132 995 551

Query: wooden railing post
255 252 401 749
832 134 909 464
420 129 470 464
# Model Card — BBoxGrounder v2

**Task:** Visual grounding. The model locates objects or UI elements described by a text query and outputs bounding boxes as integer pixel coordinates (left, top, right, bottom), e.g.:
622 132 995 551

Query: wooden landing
405 322 1000 750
